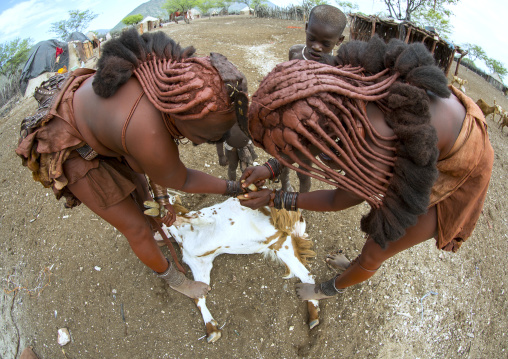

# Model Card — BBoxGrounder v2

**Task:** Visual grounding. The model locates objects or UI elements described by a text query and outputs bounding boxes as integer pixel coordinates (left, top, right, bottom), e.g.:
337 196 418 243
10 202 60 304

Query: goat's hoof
206 330 222 343
309 318 320 329
205 320 222 343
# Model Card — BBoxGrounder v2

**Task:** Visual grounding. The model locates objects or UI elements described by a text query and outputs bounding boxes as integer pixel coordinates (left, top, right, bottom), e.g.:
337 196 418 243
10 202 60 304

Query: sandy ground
1 16 507 359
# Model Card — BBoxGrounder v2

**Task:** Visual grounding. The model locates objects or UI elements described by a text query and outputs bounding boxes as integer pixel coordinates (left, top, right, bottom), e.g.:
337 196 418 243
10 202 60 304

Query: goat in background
451 75 467 93
498 111 508 133
476 98 502 121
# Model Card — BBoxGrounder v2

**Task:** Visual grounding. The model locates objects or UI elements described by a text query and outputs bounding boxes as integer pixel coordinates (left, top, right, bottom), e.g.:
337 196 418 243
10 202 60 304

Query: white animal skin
159 197 320 343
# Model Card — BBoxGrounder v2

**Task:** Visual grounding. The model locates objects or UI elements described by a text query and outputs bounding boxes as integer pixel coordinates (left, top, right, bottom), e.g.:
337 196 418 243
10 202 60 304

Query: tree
0 38 33 77
162 0 199 16
411 6 453 37
162 0 180 20
462 43 487 62
485 57 507 80
380 0 458 22
251 0 268 13
242 0 252 10
215 0 232 14
0 37 33 105
122 14 144 26
195 0 218 17
335 1 359 14
50 10 98 41
302 0 329 8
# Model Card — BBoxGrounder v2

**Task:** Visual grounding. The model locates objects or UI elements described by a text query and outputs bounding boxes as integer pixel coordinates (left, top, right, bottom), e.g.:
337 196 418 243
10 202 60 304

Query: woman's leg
66 177 210 298
296 206 438 300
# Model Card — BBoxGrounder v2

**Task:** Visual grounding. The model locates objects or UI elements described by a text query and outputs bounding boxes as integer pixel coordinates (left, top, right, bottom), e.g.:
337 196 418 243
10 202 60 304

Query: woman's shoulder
75 76 164 156
366 102 395 138
429 93 466 156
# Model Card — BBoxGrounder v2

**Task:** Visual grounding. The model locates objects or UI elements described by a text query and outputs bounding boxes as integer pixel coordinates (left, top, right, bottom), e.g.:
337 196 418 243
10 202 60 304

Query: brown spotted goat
157 196 319 343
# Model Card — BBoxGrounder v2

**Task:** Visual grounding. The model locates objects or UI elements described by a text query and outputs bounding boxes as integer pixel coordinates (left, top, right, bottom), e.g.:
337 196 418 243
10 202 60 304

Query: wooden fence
349 13 460 76
255 5 309 21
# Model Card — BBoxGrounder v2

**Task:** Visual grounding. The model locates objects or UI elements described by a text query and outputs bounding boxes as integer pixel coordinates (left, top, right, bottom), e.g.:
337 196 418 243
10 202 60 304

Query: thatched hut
349 13 463 76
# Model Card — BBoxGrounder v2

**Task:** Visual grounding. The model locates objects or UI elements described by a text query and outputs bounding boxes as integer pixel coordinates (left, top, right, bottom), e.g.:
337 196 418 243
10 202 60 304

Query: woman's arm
123 110 230 195
239 186 364 211
297 188 364 212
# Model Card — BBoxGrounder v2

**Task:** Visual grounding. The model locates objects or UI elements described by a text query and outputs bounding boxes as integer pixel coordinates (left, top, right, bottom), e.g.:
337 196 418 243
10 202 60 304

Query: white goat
157 197 320 343
451 75 467 93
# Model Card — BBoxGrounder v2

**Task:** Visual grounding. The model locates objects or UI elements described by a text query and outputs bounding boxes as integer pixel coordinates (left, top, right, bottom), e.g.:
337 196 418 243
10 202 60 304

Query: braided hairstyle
93 28 247 122
248 35 450 248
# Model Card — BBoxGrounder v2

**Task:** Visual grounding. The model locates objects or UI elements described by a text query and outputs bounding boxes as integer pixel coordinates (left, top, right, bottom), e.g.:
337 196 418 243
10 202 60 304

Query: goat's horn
144 207 160 217
241 180 258 192
143 200 160 217
144 200 160 209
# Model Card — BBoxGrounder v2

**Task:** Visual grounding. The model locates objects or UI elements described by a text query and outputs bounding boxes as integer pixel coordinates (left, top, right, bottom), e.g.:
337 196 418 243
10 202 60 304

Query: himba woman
16 29 249 299
238 36 494 300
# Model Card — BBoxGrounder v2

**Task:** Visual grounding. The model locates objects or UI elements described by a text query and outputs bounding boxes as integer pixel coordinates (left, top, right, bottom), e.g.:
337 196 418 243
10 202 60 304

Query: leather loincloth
429 86 494 252
15 69 136 209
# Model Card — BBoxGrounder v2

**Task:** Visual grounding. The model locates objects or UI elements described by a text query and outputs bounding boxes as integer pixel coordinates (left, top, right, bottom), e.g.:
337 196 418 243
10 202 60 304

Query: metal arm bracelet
224 180 243 196
263 158 282 182
272 189 299 211
149 179 170 207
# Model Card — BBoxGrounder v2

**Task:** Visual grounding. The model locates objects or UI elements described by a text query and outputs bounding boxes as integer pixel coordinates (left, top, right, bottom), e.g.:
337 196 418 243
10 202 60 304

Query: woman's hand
240 165 271 190
237 188 274 210
158 202 177 227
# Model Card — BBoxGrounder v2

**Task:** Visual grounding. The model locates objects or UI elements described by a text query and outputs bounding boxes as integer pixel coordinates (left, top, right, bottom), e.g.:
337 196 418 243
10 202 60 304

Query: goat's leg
194 297 221 343
275 248 320 329
183 255 222 343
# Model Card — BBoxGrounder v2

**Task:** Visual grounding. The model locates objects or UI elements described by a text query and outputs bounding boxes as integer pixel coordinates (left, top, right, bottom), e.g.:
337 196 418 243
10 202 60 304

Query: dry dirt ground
1 16 507 359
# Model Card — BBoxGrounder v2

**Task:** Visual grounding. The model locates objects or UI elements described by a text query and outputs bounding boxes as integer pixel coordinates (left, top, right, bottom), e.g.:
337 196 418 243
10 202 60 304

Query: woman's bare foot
170 276 211 299
295 283 335 300
158 262 211 298
326 250 350 271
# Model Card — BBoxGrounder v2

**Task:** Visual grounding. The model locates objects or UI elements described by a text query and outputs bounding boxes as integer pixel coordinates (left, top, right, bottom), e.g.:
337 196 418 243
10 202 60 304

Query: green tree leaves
122 14 144 26
335 1 359 14
162 0 199 15
0 38 33 77
49 10 98 41
462 43 507 81
381 0 459 37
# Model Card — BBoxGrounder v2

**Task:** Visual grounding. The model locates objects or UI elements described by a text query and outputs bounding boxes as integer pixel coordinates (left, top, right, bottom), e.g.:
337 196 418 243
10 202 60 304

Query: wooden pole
454 50 468 76
444 47 457 76
404 26 412 43
430 38 437 54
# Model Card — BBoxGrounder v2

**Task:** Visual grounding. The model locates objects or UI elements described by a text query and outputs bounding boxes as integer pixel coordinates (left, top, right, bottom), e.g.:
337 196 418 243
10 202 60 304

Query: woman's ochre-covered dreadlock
92 29 247 130
248 35 451 248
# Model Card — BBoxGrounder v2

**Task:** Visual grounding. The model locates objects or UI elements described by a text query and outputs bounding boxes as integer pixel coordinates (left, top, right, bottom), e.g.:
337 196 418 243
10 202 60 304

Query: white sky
1 0 506 74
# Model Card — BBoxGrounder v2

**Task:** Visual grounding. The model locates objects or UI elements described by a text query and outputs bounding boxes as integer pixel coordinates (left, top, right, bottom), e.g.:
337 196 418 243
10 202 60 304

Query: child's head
304 5 347 62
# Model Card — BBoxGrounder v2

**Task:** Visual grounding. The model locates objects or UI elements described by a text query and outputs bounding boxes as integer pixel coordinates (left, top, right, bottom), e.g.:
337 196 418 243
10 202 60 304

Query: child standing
216 123 258 181
289 5 347 63
283 4 348 193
